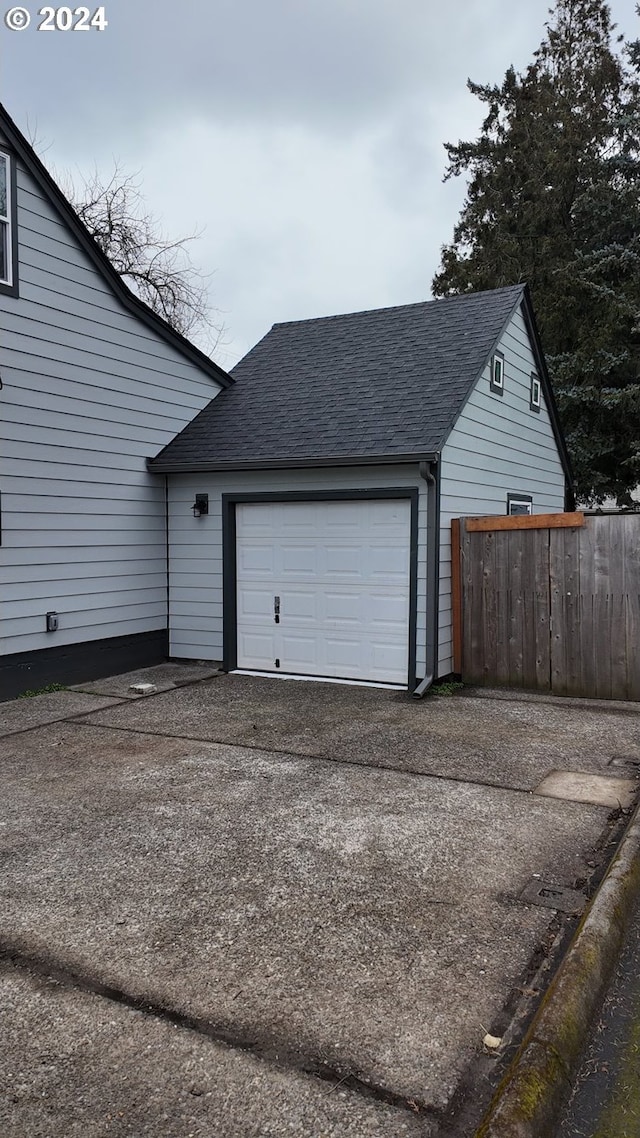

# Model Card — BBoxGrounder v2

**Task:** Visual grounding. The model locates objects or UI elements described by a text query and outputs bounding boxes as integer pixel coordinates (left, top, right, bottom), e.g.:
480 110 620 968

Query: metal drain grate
519 880 586 915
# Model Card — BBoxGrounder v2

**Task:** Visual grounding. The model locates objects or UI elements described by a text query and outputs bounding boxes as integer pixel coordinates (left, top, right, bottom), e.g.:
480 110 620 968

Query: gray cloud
1 0 636 365
2 0 590 140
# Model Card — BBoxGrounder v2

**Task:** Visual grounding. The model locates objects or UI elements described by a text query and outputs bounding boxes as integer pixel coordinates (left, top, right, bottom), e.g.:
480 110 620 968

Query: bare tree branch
61 162 225 355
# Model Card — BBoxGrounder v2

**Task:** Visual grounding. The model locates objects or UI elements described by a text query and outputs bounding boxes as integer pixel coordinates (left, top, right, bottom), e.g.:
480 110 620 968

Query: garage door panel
237 587 275 620
280 544 318 576
324 546 364 576
324 591 361 623
237 543 275 575
369 503 409 524
235 499 412 684
324 637 364 670
238 504 277 534
237 630 278 668
278 504 318 530
368 592 410 626
282 590 318 620
369 643 407 683
368 546 411 579
281 633 317 667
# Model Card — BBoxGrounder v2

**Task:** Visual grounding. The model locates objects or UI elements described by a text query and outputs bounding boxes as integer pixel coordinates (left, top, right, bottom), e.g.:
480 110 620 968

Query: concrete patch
0 690 122 738
82 673 640 792
70 662 221 700
534 770 638 809
0 961 428 1138
1 720 610 1111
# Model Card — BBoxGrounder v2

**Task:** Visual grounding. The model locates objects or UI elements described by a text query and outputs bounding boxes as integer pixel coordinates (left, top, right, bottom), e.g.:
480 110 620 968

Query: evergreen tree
432 1 640 505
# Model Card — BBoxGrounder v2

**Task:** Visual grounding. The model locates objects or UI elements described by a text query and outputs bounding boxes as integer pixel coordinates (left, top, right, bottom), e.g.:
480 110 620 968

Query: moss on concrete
474 808 640 1138
510 1047 564 1121
475 1041 566 1136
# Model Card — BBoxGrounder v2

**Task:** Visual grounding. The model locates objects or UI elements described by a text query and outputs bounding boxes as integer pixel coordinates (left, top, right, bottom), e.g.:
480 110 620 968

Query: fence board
481 532 499 685
507 530 524 686
550 525 581 696
576 519 597 698
624 518 640 700
607 517 628 699
593 517 614 699
494 530 512 686
466 512 584 532
533 529 552 690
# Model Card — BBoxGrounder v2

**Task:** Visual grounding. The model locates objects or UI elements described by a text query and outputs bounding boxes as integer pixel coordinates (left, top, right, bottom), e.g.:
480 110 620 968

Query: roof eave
435 284 527 450
519 286 575 492
0 103 233 390
433 284 574 495
146 451 438 474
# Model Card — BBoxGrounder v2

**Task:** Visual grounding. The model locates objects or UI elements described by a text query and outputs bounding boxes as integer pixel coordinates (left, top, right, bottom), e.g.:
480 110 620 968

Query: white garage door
235 498 412 684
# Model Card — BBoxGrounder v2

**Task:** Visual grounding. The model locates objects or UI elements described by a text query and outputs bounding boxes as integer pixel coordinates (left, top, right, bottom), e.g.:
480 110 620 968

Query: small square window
530 373 541 412
507 493 533 516
490 352 504 395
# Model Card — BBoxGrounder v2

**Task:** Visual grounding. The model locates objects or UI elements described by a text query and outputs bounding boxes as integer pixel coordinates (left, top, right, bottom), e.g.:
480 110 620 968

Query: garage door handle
274 596 280 623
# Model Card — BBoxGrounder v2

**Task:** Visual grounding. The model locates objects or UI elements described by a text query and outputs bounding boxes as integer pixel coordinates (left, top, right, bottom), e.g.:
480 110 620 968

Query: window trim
507 493 533 516
530 372 541 412
490 351 504 396
0 149 18 297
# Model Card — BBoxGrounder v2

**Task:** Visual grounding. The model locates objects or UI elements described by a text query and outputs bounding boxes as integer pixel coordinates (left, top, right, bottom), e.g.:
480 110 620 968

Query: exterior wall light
192 494 209 518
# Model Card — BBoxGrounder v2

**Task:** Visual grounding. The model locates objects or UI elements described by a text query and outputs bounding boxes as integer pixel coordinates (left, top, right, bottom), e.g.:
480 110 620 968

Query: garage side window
530 373 542 412
0 151 17 293
490 351 504 396
507 493 533 516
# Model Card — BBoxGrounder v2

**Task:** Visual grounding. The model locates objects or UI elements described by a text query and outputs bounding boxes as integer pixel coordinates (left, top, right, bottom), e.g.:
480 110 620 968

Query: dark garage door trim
221 488 419 689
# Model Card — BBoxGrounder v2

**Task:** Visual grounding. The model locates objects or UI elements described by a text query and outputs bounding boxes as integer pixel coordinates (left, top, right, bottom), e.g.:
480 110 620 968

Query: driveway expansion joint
0 942 436 1123
64 716 566 798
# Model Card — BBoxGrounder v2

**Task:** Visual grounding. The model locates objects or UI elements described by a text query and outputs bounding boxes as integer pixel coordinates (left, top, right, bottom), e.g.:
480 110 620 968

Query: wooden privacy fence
452 512 640 701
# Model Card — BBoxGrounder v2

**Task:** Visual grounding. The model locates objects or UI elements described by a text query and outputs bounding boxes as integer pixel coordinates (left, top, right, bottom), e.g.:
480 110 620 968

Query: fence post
451 518 462 675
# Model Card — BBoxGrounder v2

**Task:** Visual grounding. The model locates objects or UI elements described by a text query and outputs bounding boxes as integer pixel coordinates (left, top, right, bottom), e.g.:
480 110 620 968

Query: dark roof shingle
150 286 525 470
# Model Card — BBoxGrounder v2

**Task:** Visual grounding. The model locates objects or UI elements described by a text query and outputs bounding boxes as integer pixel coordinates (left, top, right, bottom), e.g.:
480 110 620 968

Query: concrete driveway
1 668 639 1136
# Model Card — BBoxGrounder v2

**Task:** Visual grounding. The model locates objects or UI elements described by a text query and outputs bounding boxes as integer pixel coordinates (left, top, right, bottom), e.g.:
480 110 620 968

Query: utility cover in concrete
519 880 586 915
535 771 637 809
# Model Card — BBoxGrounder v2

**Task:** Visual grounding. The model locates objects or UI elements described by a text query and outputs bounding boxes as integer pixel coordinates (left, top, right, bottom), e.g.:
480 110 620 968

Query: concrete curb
474 802 640 1138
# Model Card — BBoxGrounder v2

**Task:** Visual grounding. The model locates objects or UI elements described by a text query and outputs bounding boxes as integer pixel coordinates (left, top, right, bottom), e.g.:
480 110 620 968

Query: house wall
438 304 566 675
166 465 430 679
0 132 223 667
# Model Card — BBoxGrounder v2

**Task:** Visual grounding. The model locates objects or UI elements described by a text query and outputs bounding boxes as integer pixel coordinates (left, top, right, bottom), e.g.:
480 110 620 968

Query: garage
153 287 572 691
233 497 414 685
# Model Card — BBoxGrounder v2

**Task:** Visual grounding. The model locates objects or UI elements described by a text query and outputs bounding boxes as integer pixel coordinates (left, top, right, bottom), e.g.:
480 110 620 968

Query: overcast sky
1 0 637 367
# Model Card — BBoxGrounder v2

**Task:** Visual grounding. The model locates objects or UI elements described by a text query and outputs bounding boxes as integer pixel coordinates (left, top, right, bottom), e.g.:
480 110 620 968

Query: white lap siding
0 135 223 658
438 305 566 676
167 465 429 681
